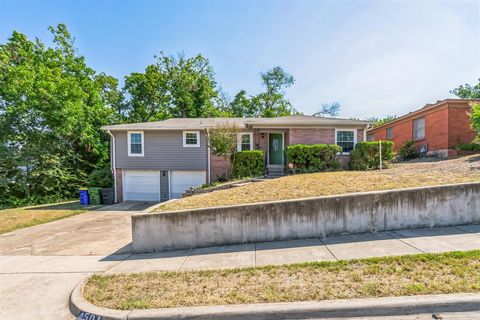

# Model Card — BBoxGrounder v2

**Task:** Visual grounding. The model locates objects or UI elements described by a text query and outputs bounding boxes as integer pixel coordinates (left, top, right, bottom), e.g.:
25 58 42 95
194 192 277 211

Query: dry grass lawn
0 201 100 234
157 155 480 212
84 250 480 310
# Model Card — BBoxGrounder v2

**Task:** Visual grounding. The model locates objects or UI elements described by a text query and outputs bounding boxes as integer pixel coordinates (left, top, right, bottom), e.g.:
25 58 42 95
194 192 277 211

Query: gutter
107 130 117 203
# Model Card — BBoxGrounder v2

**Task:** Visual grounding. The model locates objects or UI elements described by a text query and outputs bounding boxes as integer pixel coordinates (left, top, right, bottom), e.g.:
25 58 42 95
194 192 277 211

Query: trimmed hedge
455 142 480 152
286 144 341 173
232 150 265 178
350 141 395 170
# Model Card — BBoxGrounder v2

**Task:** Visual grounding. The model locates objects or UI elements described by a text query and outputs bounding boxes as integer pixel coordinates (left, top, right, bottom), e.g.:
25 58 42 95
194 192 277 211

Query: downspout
363 128 367 142
107 130 117 203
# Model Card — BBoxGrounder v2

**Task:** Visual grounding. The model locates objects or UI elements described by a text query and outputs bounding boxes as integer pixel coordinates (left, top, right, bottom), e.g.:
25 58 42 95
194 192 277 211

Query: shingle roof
101 115 372 131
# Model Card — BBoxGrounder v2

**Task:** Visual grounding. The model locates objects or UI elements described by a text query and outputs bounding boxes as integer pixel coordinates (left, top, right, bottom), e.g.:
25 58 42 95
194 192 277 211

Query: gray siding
160 170 169 202
113 130 207 170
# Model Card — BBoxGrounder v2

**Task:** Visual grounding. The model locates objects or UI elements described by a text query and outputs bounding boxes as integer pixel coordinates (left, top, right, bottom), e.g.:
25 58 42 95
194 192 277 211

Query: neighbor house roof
367 98 480 132
101 114 372 131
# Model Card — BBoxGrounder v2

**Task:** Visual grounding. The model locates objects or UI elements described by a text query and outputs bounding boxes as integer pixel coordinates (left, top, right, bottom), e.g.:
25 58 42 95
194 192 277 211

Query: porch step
267 166 285 177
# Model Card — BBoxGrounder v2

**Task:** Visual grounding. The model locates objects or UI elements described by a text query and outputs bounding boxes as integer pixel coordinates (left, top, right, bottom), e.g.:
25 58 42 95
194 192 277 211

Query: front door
268 133 283 165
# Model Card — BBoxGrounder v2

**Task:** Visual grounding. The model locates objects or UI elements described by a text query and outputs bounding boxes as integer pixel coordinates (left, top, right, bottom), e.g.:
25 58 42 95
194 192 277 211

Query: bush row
455 142 480 152
286 144 341 173
232 150 265 178
350 141 395 170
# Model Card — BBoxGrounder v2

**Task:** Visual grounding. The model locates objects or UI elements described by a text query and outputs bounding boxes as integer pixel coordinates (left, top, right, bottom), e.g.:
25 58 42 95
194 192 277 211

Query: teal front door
268 133 283 165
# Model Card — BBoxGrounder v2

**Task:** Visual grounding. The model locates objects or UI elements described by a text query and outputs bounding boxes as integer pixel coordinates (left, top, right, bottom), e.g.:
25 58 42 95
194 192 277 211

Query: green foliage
471 102 480 138
227 66 296 118
0 195 73 210
123 53 219 122
368 115 398 128
232 150 265 178
455 142 480 152
350 141 395 170
206 124 241 178
87 167 113 188
0 24 118 203
286 144 341 173
450 79 480 99
398 140 419 161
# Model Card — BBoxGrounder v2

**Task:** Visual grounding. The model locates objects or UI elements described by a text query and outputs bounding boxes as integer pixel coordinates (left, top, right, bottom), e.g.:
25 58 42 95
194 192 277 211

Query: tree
450 79 480 99
314 102 341 117
123 53 220 122
0 24 119 203
228 90 256 117
367 115 397 128
205 123 240 178
470 103 480 140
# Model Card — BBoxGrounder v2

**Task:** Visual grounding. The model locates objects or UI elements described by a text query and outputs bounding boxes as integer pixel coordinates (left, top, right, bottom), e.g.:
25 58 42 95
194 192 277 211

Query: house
367 99 478 158
101 115 371 202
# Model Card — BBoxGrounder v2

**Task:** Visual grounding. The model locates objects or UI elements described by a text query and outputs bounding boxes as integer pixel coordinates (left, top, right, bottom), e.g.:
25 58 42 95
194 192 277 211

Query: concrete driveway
0 202 154 320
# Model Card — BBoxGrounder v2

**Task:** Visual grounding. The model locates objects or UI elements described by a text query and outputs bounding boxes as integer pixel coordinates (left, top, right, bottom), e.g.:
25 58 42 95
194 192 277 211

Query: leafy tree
123 53 220 122
205 124 240 178
0 24 118 204
450 79 480 99
471 103 480 141
314 102 341 117
228 90 256 117
367 115 397 128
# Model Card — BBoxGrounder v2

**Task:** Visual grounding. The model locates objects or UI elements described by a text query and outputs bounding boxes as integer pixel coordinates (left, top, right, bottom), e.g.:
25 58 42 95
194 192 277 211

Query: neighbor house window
386 127 394 140
336 129 356 153
413 117 425 140
128 131 144 157
183 131 200 147
237 133 253 151
367 134 375 141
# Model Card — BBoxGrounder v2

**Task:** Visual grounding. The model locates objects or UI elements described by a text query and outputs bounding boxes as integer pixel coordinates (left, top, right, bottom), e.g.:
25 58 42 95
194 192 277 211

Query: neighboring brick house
102 115 370 202
367 99 478 158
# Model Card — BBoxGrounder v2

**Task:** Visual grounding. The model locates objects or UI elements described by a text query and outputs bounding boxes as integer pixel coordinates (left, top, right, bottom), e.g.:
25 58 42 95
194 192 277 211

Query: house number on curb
76 312 103 320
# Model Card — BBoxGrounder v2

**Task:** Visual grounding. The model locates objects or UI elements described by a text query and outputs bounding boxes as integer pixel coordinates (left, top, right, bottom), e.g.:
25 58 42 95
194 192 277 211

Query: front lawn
157 155 480 212
84 250 480 310
0 201 101 234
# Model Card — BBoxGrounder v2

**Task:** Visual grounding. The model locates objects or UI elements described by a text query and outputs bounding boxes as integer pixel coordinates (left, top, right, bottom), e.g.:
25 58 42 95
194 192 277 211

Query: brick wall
448 104 476 148
115 168 123 203
210 154 229 182
288 128 335 145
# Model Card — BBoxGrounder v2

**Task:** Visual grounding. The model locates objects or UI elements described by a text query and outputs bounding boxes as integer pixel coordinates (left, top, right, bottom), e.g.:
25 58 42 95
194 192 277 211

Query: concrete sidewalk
106 224 480 273
1 224 480 319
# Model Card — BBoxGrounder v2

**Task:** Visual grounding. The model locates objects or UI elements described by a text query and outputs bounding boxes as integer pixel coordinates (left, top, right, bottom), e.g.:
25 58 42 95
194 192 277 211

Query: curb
70 279 480 320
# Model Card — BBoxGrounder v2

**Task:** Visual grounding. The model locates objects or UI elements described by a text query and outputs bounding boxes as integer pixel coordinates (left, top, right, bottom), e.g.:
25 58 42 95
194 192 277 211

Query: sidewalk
105 224 480 273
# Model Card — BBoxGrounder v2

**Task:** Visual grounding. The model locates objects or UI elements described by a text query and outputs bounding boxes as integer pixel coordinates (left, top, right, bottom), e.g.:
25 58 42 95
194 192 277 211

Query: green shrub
455 142 480 151
286 144 341 173
399 140 419 161
0 195 73 210
87 167 113 188
232 150 265 178
350 141 395 170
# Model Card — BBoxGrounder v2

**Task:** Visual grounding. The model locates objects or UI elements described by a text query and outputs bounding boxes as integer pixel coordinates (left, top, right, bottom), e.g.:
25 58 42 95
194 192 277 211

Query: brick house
367 99 478 157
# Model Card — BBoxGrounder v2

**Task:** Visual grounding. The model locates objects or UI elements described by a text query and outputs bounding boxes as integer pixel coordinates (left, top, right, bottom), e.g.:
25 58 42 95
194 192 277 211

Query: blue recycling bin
79 188 90 205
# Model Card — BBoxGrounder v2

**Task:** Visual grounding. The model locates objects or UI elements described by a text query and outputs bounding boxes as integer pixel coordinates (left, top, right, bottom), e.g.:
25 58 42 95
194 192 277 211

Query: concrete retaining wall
132 182 480 252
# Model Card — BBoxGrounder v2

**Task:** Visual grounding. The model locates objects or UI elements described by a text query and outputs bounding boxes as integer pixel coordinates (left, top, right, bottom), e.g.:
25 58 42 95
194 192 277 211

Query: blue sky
1 0 479 118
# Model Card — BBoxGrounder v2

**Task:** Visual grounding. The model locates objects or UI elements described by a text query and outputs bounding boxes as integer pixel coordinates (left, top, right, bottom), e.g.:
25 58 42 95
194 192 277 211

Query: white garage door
123 170 160 201
170 171 206 199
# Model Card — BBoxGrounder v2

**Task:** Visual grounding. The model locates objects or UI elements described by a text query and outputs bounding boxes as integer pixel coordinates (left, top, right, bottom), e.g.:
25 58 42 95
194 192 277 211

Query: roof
101 114 372 131
367 99 480 132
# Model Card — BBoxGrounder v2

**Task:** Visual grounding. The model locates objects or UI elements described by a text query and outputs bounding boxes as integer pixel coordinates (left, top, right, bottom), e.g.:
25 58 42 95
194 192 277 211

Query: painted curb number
76 312 103 320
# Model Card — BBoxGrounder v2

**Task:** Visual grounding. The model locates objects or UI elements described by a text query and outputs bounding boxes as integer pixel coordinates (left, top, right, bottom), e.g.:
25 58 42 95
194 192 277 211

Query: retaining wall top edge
132 181 480 219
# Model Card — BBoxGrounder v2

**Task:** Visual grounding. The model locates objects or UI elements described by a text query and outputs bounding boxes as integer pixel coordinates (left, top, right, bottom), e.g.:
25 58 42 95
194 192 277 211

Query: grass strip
84 250 480 310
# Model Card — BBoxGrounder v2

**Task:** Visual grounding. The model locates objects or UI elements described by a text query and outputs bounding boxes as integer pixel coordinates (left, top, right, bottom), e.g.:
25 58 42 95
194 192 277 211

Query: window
183 131 200 147
237 133 253 151
413 117 425 140
336 130 356 153
128 131 144 156
367 134 375 142
386 127 393 140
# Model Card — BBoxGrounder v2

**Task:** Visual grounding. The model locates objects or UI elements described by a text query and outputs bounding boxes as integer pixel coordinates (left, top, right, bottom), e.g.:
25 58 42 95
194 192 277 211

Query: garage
170 171 206 199
123 170 160 201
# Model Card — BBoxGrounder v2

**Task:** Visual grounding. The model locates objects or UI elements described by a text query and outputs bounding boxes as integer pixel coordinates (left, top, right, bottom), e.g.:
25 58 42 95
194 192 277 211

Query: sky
1 0 479 118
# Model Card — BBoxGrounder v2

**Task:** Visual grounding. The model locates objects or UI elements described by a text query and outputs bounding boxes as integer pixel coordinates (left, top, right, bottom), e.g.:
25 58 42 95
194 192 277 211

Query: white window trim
335 128 358 155
413 117 425 141
183 131 200 147
127 131 144 157
237 132 253 151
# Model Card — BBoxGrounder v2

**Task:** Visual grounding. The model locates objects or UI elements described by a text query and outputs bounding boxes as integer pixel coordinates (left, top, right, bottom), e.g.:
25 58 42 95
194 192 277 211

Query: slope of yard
0 201 100 234
157 155 480 212
84 250 480 309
